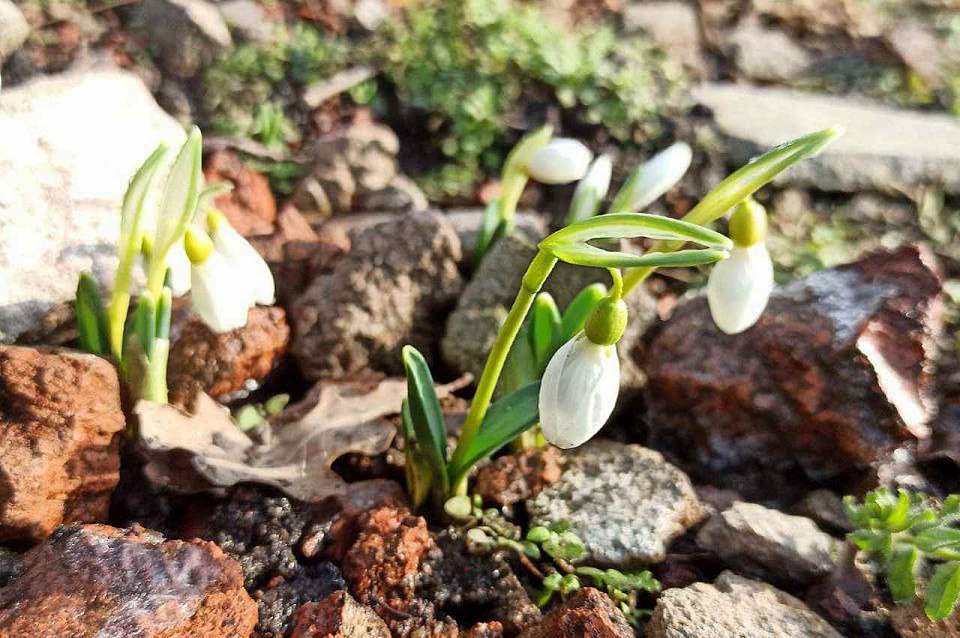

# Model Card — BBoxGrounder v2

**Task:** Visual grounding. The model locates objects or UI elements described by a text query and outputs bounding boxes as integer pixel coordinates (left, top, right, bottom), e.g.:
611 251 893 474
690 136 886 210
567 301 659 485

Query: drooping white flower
190 249 253 333
210 218 275 305
526 138 593 184
165 238 193 297
706 242 774 335
566 154 613 223
613 142 692 213
538 333 620 449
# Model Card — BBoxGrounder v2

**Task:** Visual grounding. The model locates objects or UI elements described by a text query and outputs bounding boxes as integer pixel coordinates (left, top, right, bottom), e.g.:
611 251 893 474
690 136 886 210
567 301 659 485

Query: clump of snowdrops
74 128 276 403
402 126 842 508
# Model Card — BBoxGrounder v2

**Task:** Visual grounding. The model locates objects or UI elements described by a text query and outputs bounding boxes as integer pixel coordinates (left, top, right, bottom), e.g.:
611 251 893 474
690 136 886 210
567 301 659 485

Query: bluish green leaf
543 212 732 250
925 561 960 620
75 273 108 356
448 381 540 485
560 283 607 342
887 544 919 603
530 292 561 371
401 346 449 492
546 242 729 269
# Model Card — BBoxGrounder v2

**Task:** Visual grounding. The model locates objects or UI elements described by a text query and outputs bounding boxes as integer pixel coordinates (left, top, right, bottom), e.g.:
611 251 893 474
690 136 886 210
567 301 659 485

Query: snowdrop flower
539 297 626 449
566 154 613 223
208 211 275 305
526 138 593 184
707 198 774 334
185 224 254 333
610 142 692 213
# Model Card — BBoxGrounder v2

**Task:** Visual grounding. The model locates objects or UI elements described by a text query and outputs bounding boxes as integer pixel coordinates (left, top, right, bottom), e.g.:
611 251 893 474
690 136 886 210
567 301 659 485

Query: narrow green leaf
75 273 108 355
155 287 172 341
887 544 919 603
499 323 539 396
560 283 608 341
448 381 540 485
154 127 203 260
530 293 561 371
401 346 449 491
546 242 729 269
925 561 960 620
542 212 733 250
119 144 170 252
473 198 503 267
132 292 157 360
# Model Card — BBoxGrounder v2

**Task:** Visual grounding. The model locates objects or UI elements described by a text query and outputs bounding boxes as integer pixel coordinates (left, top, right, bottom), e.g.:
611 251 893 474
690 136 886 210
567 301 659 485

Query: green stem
450 249 558 494
107 249 137 360
142 339 169 403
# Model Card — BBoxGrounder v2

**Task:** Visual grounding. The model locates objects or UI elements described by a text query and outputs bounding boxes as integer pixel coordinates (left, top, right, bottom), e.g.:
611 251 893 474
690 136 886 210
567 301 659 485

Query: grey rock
696 501 839 586
730 18 813 82
694 82 960 195
0 0 29 64
290 210 463 381
138 0 232 78
356 174 428 213
0 68 186 343
527 439 705 567
622 2 705 76
443 208 548 265
647 571 843 638
793 489 855 535
219 0 278 44
442 230 658 390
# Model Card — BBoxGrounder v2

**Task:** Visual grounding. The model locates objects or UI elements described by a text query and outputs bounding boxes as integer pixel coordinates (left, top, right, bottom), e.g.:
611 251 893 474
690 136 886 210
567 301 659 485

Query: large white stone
0 68 185 342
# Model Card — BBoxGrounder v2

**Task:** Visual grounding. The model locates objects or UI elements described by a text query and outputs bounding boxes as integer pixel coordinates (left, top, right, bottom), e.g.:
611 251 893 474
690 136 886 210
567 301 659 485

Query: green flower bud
584 297 628 346
728 198 767 247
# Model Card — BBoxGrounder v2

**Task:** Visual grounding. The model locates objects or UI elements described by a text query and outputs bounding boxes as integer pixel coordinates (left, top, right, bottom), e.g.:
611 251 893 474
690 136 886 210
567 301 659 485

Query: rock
443 208 547 266
293 120 401 220
622 1 706 76
730 17 813 82
442 231 658 390
462 622 504 638
291 211 463 381
474 447 564 509
0 346 125 543
647 571 843 638
290 591 389 638
204 149 278 237
805 544 889 636
167 305 290 407
219 0 279 44
0 68 186 343
693 82 960 195
517 587 633 638
642 245 943 499
890 599 960 638
356 174 429 213
528 439 705 567
0 524 258 637
0 549 17 588
751 0 885 38
696 501 839 587
793 489 856 535
138 0 232 78
0 0 29 63
887 20 947 89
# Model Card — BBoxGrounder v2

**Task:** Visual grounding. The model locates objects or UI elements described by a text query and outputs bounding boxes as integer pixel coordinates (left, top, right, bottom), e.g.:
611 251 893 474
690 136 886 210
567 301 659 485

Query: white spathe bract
577 154 612 198
538 333 620 449
628 142 692 211
527 138 593 184
165 238 193 296
706 242 774 335
212 221 275 305
190 251 253 333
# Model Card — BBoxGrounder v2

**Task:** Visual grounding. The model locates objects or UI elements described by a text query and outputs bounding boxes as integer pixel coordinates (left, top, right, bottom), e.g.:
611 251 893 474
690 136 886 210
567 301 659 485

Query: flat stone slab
527 439 705 567
693 82 960 194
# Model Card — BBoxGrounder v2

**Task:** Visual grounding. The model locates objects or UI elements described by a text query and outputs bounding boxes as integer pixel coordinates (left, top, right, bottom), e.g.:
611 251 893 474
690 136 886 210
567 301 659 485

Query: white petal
576 154 613 198
165 239 193 297
212 222 275 305
527 138 593 184
707 243 774 334
628 142 692 211
539 334 620 449
190 252 253 333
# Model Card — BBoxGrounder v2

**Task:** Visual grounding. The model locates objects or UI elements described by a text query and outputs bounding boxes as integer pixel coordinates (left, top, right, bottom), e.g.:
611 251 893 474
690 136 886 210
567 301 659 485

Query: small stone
356 174 429 213
204 149 278 237
462 622 504 638
219 0 280 45
138 0 232 78
517 587 633 638
0 0 29 64
647 571 843 638
696 501 839 587
0 524 258 637
474 447 564 508
0 346 125 543
793 489 856 535
730 17 813 82
887 20 947 89
167 305 290 407
291 211 463 381
290 590 389 638
528 439 705 567
622 1 706 76
642 245 942 499
694 82 960 194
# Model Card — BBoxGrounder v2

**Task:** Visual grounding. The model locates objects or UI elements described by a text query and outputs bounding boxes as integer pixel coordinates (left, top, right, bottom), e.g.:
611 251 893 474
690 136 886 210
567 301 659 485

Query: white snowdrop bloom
617 142 692 212
538 333 620 449
576 154 612 198
706 242 774 335
526 138 593 184
164 238 193 297
210 219 275 305
190 250 253 333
